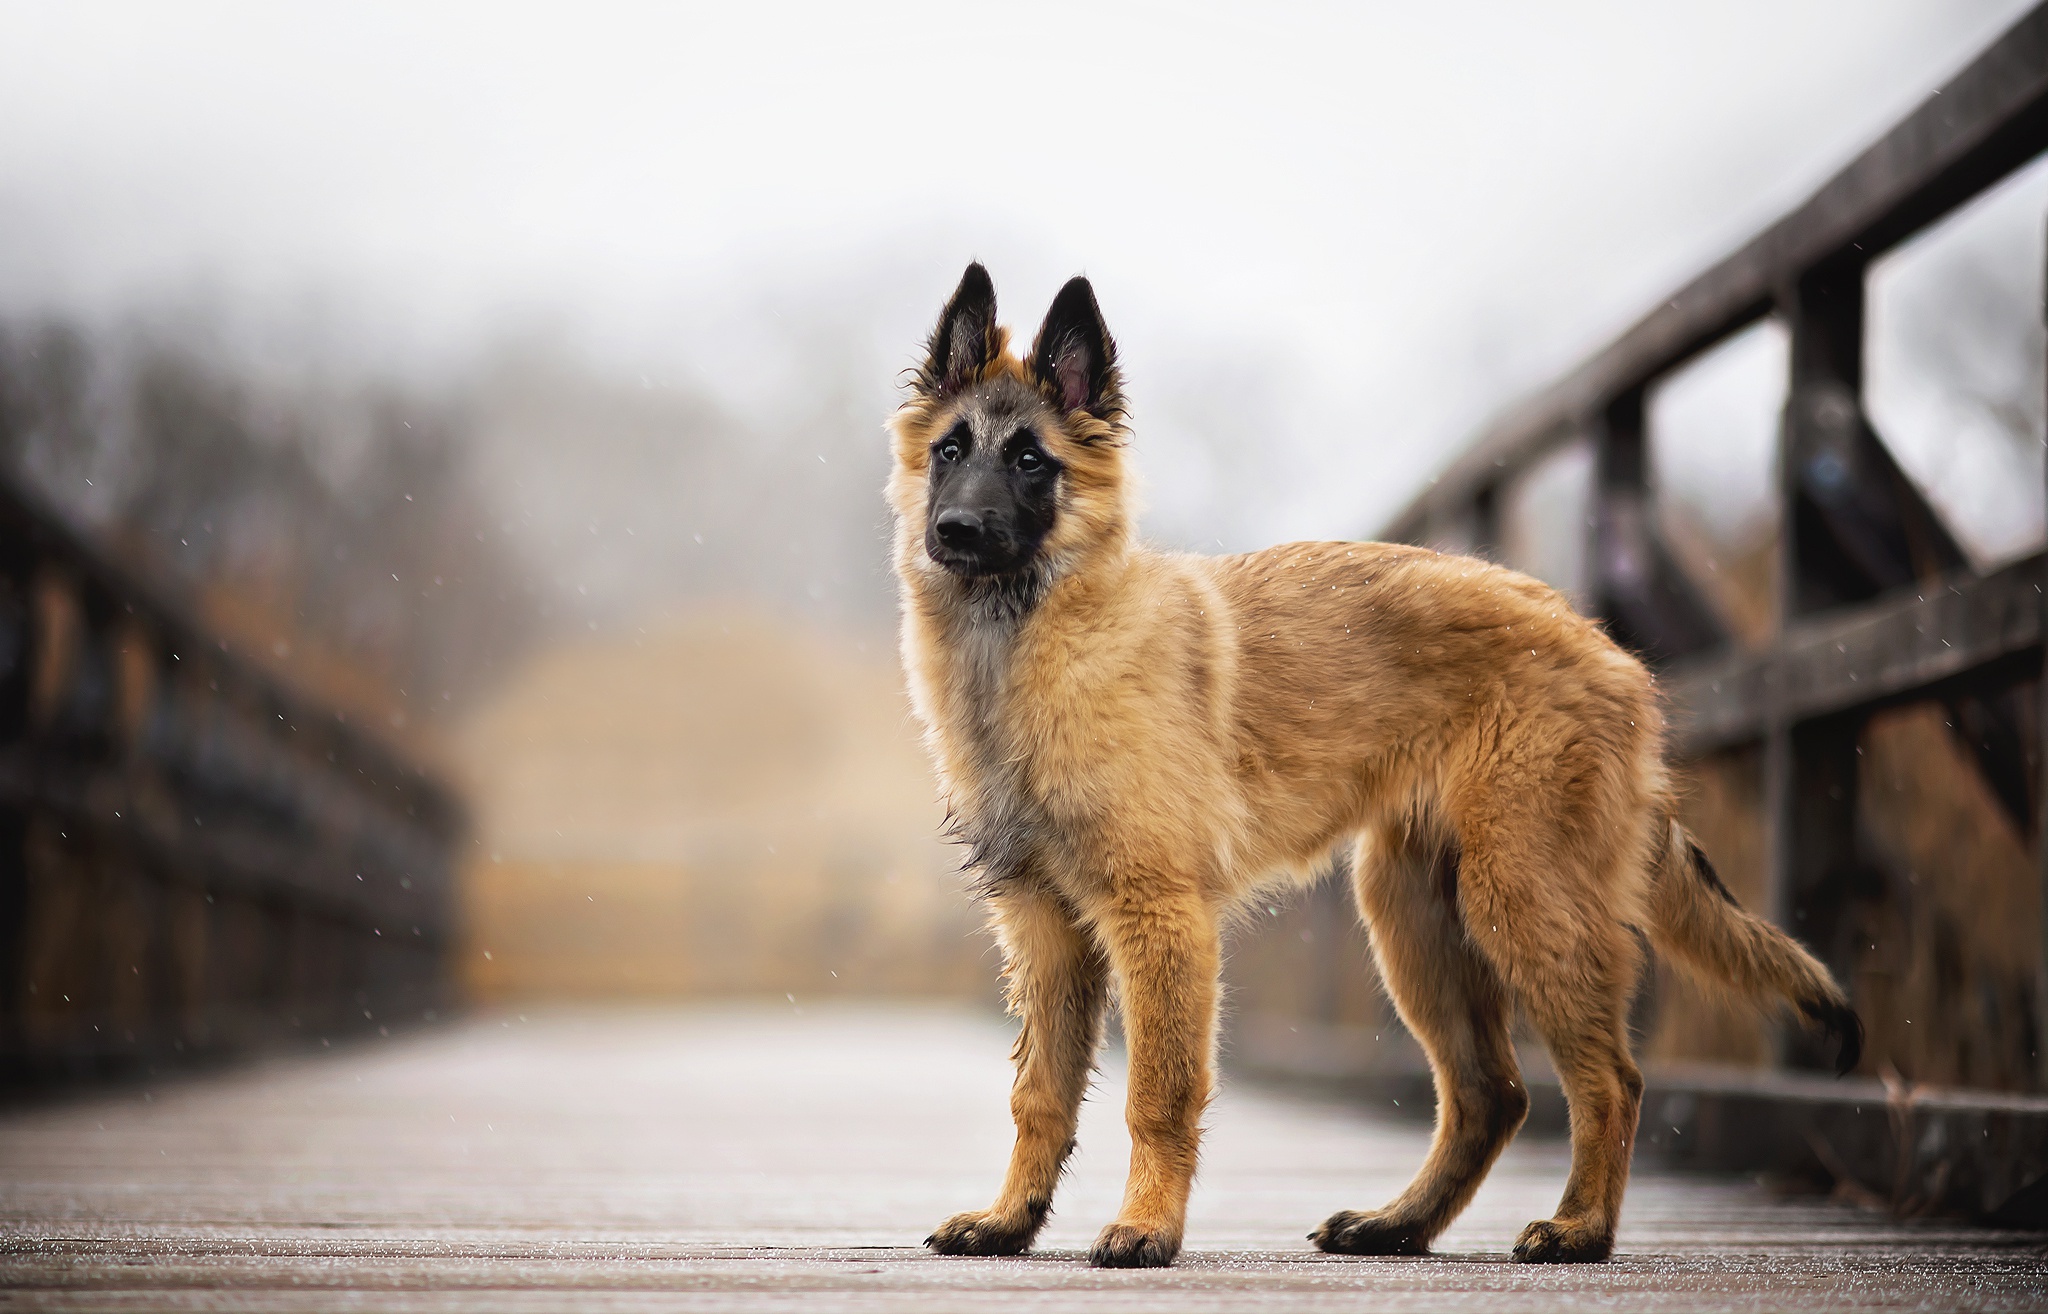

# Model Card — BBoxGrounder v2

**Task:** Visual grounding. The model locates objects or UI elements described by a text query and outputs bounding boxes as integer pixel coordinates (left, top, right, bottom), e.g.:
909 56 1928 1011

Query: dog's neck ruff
952 567 1049 627
918 563 1055 900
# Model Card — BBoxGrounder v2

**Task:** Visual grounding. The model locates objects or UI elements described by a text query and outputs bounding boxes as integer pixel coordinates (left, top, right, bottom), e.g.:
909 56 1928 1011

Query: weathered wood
1780 715 1866 1073
1346 0 2048 1114
1387 2 2048 541
1592 390 1725 661
0 475 463 1088
2037 210 2048 1089
1780 259 1967 616
1663 557 2045 755
2 1006 2041 1310
1641 1064 2048 1223
0 750 448 936
1233 1009 2048 1225
0 488 449 831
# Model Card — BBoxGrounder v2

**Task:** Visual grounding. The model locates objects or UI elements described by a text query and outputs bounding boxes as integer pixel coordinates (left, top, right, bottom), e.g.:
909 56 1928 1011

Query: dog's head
889 264 1131 598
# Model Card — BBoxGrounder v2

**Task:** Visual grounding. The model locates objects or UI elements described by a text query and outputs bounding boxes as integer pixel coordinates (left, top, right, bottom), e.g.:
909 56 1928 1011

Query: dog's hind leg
1455 825 1645 1263
927 886 1108 1257
1506 987 1641 1262
1313 822 1528 1256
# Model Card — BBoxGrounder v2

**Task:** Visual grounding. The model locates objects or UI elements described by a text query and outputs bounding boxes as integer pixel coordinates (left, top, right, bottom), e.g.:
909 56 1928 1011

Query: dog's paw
1309 1209 1430 1256
925 1207 1039 1257
1088 1221 1180 1268
1511 1218 1613 1264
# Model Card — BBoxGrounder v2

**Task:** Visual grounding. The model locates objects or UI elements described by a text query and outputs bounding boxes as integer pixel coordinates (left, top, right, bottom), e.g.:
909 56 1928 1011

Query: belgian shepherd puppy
889 264 1859 1268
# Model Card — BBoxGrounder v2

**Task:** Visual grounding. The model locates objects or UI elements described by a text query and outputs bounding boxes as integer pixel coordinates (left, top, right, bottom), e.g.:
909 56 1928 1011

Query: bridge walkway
1 1005 2040 1311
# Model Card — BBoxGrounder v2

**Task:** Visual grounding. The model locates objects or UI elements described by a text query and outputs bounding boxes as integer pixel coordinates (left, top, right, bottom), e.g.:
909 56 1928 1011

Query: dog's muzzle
926 509 1026 577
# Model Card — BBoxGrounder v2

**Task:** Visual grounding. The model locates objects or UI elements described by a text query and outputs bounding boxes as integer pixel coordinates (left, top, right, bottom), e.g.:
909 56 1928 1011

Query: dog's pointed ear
1031 276 1122 419
917 263 1000 399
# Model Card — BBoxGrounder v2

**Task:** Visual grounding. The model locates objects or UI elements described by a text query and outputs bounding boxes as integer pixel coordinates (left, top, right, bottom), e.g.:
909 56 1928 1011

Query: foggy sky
0 1 2035 555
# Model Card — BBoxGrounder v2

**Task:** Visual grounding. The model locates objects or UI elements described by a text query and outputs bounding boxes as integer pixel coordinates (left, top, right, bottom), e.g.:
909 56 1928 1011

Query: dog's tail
1647 819 1862 1075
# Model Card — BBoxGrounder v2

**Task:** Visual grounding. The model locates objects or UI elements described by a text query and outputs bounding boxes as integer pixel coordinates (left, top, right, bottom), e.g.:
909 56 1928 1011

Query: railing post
1771 261 1874 1072
1591 389 1723 664
2038 210 2048 1088
0 519 31 1087
1593 390 1651 619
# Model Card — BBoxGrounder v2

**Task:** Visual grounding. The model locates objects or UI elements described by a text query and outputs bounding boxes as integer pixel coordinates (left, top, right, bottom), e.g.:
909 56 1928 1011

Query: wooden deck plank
0 1005 2041 1311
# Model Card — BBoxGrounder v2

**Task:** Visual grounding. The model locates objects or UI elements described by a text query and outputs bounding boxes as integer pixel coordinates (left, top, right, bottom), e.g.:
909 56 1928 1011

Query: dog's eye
936 439 962 462
1015 448 1045 472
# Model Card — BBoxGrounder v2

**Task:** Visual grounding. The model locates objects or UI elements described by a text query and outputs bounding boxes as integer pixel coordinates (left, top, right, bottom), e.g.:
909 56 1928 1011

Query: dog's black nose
933 508 986 548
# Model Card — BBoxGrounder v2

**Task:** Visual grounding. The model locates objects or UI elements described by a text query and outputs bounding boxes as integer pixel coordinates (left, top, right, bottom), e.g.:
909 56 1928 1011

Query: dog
887 263 1860 1268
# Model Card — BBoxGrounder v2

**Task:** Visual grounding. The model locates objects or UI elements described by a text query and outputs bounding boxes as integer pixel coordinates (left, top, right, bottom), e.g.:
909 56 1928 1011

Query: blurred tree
0 319 535 735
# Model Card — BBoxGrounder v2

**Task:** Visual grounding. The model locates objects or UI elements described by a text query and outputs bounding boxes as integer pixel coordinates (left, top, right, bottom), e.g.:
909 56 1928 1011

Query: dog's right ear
915 263 1000 399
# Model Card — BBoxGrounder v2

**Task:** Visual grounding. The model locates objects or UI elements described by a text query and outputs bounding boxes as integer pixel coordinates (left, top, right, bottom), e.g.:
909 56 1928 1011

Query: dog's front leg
928 887 1108 1256
1090 886 1218 1268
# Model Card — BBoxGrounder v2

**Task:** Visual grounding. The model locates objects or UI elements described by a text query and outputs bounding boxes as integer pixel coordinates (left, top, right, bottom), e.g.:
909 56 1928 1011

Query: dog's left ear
1030 276 1122 419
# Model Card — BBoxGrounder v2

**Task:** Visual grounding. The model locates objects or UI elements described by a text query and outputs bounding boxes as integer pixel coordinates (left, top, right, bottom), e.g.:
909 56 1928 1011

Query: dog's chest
933 617 1076 893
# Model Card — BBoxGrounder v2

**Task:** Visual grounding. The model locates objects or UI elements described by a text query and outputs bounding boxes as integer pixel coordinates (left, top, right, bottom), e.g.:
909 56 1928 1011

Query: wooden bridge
0 479 463 1089
3 1007 2043 1311
7 3 2048 1309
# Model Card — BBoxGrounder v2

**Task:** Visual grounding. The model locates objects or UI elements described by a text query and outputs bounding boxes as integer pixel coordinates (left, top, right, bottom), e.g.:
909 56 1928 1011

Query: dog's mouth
925 533 1030 579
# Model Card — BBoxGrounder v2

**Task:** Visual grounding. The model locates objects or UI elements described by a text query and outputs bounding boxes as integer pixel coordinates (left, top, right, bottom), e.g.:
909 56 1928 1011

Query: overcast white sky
0 1 2036 548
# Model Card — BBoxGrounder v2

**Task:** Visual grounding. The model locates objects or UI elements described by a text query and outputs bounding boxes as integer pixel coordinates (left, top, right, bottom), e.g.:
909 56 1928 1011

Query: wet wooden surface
1 1005 2042 1311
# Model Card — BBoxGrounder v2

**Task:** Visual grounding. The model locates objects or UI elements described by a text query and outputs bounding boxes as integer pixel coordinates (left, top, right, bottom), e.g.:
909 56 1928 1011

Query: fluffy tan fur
891 268 1855 1267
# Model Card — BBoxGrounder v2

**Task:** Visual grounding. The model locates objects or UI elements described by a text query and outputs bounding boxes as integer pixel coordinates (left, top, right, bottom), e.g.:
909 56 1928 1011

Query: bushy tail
1648 820 1863 1076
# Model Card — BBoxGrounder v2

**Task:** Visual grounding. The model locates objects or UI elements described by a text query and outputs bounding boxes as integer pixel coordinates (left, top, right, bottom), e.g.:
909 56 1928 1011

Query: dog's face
921 372 1066 578
890 264 1131 594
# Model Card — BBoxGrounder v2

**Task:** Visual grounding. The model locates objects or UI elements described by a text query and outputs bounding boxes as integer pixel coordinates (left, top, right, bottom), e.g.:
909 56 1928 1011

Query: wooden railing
1230 2 2048 1111
0 480 464 1090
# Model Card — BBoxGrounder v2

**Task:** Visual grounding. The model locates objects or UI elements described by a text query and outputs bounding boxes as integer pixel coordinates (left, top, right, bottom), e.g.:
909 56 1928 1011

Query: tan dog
889 264 1859 1267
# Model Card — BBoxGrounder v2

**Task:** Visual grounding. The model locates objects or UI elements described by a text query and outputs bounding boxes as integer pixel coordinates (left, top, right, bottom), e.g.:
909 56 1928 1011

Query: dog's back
1200 541 1661 891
